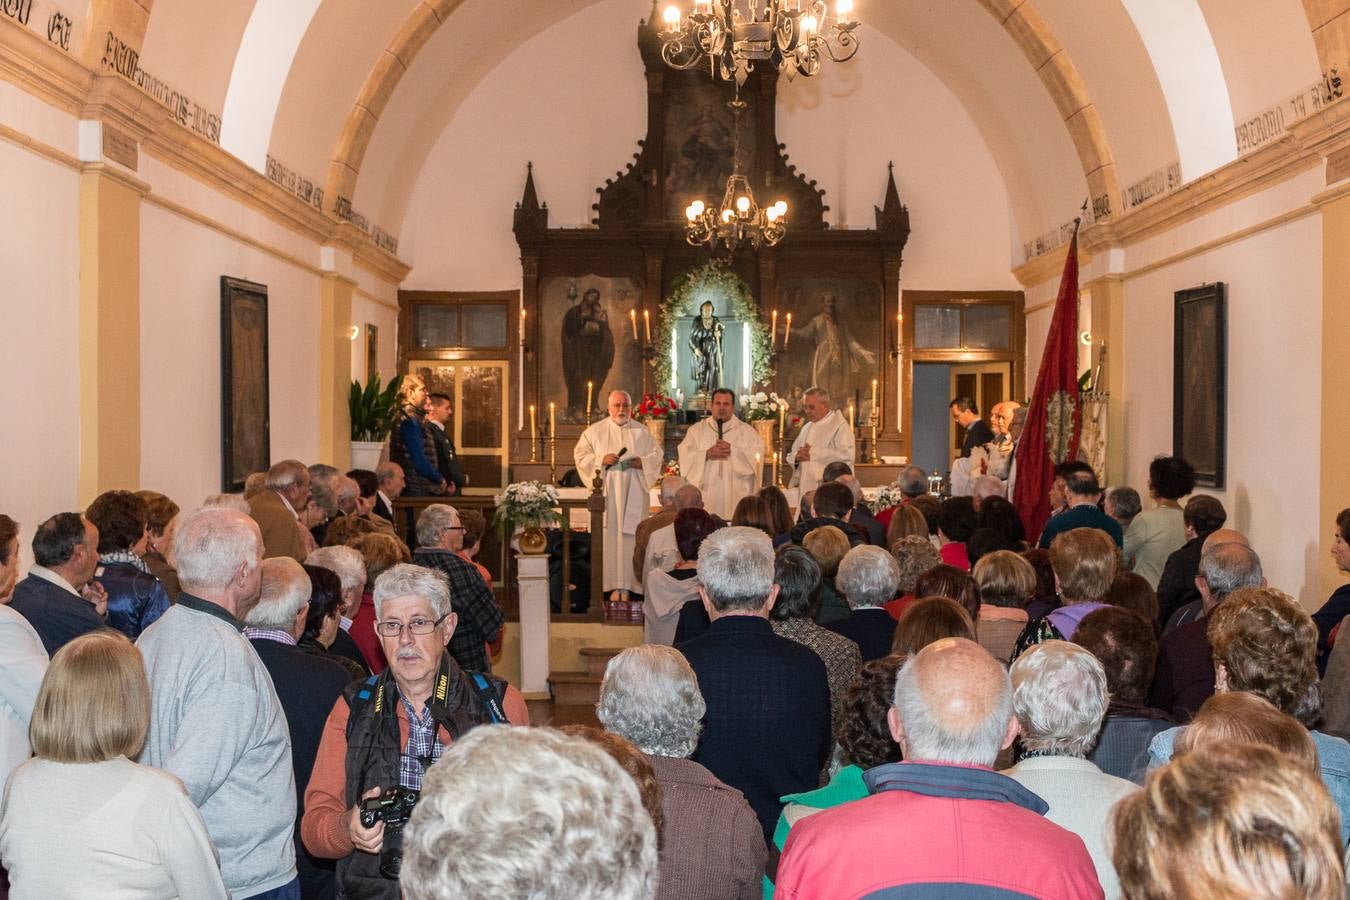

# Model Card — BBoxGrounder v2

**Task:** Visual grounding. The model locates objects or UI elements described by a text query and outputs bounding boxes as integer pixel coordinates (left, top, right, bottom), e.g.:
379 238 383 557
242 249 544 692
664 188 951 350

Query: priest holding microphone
574 390 663 601
677 388 762 519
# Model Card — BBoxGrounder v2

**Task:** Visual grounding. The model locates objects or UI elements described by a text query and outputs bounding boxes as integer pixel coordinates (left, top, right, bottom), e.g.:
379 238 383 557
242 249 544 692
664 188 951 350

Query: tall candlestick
771 309 778 349
549 402 556 436
871 378 878 418
529 404 538 462
586 381 594 421
643 309 651 343
784 313 792 349
629 310 638 340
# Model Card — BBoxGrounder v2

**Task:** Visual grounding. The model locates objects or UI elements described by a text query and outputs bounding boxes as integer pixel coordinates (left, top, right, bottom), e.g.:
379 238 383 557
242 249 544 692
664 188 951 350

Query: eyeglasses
375 614 448 637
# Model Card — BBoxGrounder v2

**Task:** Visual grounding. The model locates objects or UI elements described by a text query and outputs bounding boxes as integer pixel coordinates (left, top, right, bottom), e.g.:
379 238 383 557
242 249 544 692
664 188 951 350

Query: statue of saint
561 284 615 418
689 300 725 396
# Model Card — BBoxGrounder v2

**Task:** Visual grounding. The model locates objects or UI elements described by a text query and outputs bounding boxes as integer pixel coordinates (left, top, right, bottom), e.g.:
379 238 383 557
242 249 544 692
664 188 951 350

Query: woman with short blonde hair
803 526 852 625
0 631 226 898
1012 528 1119 657
1112 742 1343 900
885 505 928 549
973 550 1036 664
1174 691 1318 774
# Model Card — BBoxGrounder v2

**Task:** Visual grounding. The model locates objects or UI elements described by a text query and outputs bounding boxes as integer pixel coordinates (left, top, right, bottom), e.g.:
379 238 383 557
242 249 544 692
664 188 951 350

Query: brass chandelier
660 0 860 85
683 94 787 251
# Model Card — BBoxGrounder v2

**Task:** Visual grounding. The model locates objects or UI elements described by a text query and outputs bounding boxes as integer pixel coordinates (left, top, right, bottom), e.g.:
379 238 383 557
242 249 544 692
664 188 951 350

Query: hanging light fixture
684 94 788 251
660 0 860 85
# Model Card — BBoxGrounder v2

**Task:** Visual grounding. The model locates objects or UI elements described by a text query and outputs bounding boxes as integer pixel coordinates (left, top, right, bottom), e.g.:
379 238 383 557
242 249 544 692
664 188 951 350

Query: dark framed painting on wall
220 276 270 492
1173 282 1226 488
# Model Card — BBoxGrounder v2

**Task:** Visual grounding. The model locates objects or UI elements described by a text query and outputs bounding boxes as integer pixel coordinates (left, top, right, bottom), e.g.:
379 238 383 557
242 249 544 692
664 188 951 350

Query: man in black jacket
783 481 866 548
950 396 993 458
245 557 352 900
426 393 466 496
678 526 831 840
10 512 108 655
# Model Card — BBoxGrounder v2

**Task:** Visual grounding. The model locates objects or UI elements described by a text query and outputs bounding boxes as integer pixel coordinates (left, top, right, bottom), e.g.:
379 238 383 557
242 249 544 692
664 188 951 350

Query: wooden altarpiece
513 10 910 462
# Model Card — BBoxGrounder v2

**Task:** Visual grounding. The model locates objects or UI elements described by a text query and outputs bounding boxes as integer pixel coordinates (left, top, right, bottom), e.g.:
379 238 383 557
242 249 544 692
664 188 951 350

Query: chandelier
683 95 787 251
660 0 860 85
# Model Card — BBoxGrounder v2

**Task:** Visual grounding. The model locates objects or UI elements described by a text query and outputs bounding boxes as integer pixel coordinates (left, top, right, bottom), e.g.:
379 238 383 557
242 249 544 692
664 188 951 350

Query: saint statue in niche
790 292 876 404
689 300 725 397
560 283 615 418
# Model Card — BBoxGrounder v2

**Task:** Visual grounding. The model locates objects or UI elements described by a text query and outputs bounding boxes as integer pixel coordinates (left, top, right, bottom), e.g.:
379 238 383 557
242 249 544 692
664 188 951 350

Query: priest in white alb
786 386 855 494
574 390 663 600
677 388 762 519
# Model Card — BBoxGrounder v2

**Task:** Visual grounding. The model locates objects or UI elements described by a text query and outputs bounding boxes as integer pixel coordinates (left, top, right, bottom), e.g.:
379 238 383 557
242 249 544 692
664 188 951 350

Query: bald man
574 391 663 600
777 639 1102 897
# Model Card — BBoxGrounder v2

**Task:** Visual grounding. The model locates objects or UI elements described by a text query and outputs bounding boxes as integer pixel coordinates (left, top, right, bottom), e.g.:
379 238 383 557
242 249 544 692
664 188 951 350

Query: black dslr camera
359 786 420 879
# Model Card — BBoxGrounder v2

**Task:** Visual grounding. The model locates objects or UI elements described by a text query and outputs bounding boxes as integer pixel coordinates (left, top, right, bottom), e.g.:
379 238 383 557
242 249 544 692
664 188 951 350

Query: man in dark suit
426 392 466 496
1149 541 1263 720
244 558 351 900
1157 495 1228 630
949 396 994 458
373 461 404 524
836 474 885 547
10 512 109 656
825 545 901 661
678 526 831 840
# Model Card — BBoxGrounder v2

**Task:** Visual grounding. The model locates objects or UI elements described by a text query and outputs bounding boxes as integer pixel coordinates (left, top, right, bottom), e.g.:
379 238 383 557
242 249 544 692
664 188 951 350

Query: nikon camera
359 786 421 879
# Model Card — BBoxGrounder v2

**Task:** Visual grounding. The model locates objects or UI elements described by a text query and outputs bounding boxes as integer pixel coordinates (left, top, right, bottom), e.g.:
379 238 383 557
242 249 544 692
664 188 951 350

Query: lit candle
643 309 651 343
549 401 556 436
897 310 903 346
663 5 681 32
530 403 537 438
871 378 878 417
784 313 792 349
778 401 786 434
771 309 778 349
848 401 855 429
520 307 526 346
586 381 594 419
629 309 638 340
772 450 779 484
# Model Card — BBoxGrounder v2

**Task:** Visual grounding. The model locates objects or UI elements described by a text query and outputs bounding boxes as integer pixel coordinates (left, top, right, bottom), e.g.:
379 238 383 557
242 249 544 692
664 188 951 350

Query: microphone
717 419 724 441
604 447 628 470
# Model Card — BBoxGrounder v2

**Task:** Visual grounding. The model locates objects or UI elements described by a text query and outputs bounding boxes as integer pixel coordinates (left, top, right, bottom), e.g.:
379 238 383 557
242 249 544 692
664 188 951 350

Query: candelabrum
869 411 880 464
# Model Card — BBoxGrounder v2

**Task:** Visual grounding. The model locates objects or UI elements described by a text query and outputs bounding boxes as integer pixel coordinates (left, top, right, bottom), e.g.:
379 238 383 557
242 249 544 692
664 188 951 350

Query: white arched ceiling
137 0 258 116
1035 0 1176 196
219 0 325 171
267 0 424 190
1119 0 1236 178
1196 0 1320 121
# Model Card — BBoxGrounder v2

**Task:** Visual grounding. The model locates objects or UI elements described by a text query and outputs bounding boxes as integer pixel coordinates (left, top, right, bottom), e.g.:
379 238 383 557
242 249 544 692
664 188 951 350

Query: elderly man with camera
301 563 529 896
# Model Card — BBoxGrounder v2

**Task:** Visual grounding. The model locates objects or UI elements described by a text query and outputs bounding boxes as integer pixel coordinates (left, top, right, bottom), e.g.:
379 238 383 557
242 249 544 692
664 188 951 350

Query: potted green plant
349 374 404 471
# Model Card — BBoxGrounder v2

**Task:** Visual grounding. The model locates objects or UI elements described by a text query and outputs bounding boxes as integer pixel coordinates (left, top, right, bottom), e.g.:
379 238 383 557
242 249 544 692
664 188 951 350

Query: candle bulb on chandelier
662 5 681 31
836 0 855 22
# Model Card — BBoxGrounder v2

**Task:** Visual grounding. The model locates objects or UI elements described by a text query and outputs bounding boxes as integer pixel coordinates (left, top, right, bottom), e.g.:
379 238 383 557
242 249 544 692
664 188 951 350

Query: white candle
530 404 536 437
848 401 855 429
548 402 555 436
784 313 792 349
629 310 638 340
643 309 651 343
771 309 778 349
871 379 878 420
586 381 594 419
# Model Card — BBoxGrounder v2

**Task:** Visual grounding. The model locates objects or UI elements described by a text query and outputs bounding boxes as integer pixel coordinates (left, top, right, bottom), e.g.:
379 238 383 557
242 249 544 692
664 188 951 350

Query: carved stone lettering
0 0 33 27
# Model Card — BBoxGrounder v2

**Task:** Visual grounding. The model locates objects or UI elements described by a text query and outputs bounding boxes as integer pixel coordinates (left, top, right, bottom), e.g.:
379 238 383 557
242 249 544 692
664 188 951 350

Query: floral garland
653 262 774 392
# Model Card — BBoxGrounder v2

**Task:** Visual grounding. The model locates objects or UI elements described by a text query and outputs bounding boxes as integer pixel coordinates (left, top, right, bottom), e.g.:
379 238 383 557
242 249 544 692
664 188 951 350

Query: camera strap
467 672 507 724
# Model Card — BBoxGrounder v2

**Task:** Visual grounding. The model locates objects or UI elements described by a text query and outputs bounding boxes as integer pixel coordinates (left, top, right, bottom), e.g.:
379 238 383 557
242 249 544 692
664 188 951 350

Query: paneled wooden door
407 359 509 495
949 363 1009 464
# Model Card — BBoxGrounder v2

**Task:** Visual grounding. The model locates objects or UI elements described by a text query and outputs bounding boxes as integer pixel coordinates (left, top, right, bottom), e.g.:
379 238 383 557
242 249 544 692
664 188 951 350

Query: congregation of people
2 382 1350 898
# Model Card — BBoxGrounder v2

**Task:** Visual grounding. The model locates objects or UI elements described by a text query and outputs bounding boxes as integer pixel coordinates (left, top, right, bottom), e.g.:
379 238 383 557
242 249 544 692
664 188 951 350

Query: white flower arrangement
741 391 788 422
492 480 563 537
868 483 910 514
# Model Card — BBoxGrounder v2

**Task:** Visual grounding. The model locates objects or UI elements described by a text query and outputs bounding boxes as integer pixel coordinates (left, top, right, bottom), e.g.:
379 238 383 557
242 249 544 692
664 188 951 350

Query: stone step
578 646 628 676
548 671 603 706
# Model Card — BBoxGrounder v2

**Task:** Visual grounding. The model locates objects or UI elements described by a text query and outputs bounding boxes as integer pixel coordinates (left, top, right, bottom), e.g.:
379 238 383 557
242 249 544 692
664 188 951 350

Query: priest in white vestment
786 387 855 494
676 389 763 520
574 390 664 598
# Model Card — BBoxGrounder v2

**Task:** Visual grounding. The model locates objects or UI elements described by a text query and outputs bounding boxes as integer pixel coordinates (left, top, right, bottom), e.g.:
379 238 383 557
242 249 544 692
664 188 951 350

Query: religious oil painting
1173 282 1226 488
776 277 883 424
538 275 643 425
663 77 758 220
220 276 270 492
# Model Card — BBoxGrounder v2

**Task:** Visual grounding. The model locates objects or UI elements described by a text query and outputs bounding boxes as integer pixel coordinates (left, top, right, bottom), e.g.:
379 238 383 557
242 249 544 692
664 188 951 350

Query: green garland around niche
653 261 775 392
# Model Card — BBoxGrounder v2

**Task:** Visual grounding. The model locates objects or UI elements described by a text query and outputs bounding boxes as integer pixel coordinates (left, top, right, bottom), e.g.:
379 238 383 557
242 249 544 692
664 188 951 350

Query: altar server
786 387 855 494
575 391 664 599
677 389 763 520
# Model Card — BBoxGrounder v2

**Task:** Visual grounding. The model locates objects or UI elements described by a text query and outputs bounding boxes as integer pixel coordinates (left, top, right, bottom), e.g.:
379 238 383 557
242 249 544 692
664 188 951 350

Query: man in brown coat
249 460 312 562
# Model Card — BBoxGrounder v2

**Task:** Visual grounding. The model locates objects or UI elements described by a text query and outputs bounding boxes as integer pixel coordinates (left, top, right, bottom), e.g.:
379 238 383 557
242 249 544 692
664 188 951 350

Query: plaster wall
0 137 81 565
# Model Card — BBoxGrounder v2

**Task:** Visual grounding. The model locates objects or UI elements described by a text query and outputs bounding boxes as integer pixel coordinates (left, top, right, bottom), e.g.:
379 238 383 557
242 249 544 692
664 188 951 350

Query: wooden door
949 362 1009 463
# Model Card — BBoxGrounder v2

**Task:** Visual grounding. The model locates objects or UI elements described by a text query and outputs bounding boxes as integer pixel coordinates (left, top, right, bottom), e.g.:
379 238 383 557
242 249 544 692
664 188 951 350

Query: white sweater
0 756 227 899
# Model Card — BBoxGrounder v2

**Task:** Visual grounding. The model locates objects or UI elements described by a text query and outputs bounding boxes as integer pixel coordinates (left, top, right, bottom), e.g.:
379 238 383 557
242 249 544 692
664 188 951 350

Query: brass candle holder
869 411 880 464
548 432 557 485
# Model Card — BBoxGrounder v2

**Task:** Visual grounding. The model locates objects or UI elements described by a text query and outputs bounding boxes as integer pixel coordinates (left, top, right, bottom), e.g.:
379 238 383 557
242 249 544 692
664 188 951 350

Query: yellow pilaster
1318 182 1350 597
1082 274 1126 486
318 271 355 468
78 162 147 506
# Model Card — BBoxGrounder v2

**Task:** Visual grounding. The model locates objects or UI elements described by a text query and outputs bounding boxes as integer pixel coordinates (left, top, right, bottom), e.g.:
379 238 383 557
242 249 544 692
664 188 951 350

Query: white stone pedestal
516 553 551 696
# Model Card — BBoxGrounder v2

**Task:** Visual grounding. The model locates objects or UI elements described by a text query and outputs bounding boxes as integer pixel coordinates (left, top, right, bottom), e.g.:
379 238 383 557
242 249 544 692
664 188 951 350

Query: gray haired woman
598 645 766 899
1001 640 1138 898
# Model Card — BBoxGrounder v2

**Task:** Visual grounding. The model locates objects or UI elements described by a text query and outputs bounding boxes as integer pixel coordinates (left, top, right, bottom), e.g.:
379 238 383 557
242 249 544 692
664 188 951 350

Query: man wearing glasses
409 504 505 674
301 563 528 898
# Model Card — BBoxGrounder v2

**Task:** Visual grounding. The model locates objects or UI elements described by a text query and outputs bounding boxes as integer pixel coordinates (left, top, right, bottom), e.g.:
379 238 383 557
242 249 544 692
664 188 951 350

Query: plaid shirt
412 548 504 673
243 627 297 646
398 695 443 791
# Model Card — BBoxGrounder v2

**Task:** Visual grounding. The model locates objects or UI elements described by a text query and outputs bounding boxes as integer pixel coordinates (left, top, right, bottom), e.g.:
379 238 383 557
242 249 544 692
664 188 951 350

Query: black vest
337 653 508 900
390 406 441 494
